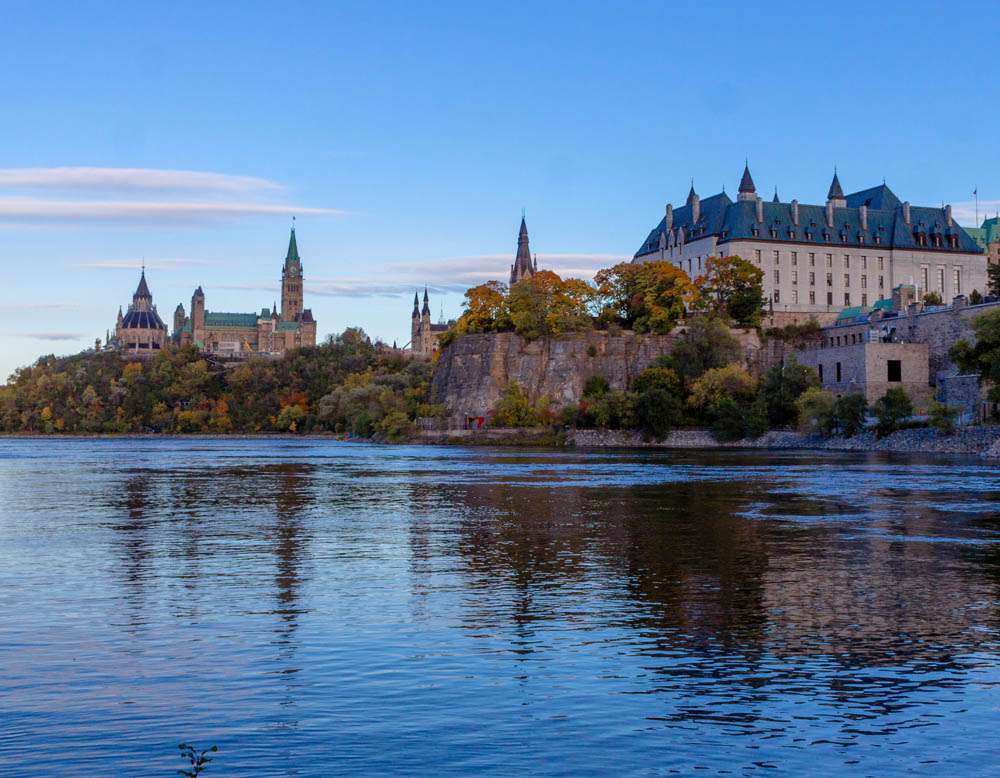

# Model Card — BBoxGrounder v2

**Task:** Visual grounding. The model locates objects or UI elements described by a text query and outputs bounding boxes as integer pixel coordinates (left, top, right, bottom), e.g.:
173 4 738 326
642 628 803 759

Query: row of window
816 361 901 383
918 266 962 297
754 250 887 270
772 290 875 307
773 269 886 289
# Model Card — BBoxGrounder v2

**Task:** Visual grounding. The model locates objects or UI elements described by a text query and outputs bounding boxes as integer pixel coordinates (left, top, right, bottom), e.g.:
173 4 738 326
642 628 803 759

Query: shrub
490 382 539 427
873 387 913 438
761 357 820 427
634 387 680 441
583 374 610 399
796 387 836 435
928 401 960 435
832 393 868 437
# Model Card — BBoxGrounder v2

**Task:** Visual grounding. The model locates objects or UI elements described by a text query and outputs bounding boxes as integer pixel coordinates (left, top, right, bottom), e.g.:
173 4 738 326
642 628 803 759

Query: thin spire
285 226 300 263
827 169 845 200
738 163 755 193
773 186 779 203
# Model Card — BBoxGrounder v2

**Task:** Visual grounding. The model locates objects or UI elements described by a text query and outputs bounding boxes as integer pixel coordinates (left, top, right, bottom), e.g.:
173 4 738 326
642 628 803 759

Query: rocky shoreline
569 426 1000 459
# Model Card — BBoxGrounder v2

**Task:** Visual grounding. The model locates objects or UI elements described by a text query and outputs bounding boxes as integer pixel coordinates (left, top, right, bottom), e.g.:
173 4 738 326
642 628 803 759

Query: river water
1 439 999 777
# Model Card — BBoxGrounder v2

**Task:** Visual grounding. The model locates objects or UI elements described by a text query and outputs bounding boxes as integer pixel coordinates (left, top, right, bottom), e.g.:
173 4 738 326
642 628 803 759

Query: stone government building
172 227 317 355
633 165 987 324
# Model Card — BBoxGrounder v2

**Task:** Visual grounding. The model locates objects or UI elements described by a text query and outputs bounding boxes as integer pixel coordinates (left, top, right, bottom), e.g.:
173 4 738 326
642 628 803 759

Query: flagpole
975 188 979 225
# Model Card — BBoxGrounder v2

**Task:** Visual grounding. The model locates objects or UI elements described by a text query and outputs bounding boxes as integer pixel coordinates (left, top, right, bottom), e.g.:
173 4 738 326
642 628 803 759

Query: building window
809 272 816 285
774 289 780 303
818 363 823 381
844 255 850 268
954 268 961 295
827 292 833 306
937 267 945 292
755 249 761 263
792 251 798 265
845 293 851 306
809 252 816 266
861 276 867 289
774 269 780 284
792 289 798 303
878 257 884 270
826 272 833 286
887 360 902 382
921 266 929 293
861 256 867 269
862 294 868 306
791 270 798 284
879 276 884 289
774 250 780 264
826 254 833 267
836 362 842 382
810 291 816 304
844 273 850 287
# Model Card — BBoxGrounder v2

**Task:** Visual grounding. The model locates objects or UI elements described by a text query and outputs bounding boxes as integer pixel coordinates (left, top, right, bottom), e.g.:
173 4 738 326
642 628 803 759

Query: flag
974 189 978 196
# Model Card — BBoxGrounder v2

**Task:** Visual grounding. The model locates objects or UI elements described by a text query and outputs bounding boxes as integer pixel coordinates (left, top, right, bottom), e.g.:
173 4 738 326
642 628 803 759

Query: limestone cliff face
430 331 680 420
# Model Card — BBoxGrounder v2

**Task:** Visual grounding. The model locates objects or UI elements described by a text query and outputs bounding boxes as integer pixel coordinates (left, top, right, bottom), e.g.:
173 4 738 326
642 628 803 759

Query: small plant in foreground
178 743 217 777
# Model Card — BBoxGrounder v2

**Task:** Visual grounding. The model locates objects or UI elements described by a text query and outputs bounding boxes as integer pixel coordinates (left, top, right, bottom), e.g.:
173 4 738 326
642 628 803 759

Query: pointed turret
827 170 846 208
422 287 431 316
510 215 535 284
285 227 300 265
772 187 780 203
737 163 756 202
134 271 152 301
686 181 697 205
412 291 420 318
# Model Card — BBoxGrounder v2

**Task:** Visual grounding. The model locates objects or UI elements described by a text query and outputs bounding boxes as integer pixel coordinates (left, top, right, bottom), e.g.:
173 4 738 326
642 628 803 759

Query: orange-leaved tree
594 260 694 333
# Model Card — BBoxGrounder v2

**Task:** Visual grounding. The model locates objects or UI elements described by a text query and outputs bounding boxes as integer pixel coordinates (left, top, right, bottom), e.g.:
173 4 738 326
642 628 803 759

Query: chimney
903 201 911 225
945 204 953 227
860 205 867 231
665 203 673 231
755 196 763 224
791 199 799 226
826 201 834 228
691 194 700 224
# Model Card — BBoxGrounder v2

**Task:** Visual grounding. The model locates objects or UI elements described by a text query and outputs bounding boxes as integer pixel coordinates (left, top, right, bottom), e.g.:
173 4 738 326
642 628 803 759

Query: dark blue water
1 439 999 777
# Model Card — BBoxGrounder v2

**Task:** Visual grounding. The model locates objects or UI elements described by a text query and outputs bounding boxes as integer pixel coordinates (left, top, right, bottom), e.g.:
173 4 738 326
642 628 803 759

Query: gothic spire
738 163 755 194
827 170 844 200
285 226 300 264
133 270 151 301
422 287 430 316
510 215 534 284
772 187 780 203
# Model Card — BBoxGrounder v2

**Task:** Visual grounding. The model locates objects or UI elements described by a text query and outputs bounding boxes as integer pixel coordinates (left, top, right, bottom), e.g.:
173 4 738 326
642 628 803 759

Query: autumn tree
693 255 766 327
594 260 694 333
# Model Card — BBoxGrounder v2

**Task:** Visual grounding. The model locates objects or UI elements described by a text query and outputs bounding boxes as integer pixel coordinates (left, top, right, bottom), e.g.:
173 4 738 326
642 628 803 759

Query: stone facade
634 166 986 320
173 228 317 355
109 271 169 357
794 342 932 408
410 288 449 359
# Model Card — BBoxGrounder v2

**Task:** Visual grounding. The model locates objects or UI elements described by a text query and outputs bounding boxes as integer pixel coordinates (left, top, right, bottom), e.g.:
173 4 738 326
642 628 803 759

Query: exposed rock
431 329 772 423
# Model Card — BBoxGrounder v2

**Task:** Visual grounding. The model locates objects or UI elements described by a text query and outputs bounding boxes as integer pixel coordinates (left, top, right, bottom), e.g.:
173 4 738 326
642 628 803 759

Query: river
1 439 998 777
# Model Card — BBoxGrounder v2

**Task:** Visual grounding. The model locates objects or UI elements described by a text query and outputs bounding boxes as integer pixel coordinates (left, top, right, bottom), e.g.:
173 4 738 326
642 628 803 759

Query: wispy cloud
78 258 227 271
0 302 80 310
953 199 1000 226
0 167 280 194
290 252 631 299
0 198 345 225
20 332 86 341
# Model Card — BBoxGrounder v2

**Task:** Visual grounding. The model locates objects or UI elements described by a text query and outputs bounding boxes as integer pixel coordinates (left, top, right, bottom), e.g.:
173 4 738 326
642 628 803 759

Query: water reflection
1 441 999 777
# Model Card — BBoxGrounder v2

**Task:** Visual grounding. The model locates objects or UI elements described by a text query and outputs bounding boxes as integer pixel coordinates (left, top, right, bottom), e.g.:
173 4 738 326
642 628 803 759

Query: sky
0 0 997 379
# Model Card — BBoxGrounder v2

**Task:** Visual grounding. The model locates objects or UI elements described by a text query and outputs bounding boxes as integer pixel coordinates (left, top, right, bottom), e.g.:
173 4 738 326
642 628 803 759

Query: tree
873 387 912 438
666 316 742 383
631 366 681 397
634 388 679 440
832 393 868 437
950 308 1000 402
989 263 1000 296
693 255 767 327
583 374 610 399
687 364 761 439
760 357 820 427
928 401 960 435
970 289 984 305
923 291 943 306
490 382 539 427
796 387 836 435
460 281 511 333
594 261 695 333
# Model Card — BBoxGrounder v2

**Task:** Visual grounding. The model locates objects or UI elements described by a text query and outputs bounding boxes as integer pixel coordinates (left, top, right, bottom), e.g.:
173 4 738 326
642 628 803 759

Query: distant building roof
204 312 259 329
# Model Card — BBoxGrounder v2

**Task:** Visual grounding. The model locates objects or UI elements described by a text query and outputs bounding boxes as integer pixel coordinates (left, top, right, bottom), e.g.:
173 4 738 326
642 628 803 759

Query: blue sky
0 0 996 378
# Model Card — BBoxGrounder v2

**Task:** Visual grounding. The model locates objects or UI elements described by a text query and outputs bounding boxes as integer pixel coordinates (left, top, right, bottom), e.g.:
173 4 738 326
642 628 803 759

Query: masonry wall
794 342 931 408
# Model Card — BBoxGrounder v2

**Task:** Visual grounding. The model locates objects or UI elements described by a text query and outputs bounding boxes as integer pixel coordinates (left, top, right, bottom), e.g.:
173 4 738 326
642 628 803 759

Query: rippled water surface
2 439 1000 777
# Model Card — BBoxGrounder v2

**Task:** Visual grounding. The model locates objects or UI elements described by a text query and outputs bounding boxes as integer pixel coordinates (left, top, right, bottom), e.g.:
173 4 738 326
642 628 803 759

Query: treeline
488 315 962 441
0 329 441 438
444 255 766 344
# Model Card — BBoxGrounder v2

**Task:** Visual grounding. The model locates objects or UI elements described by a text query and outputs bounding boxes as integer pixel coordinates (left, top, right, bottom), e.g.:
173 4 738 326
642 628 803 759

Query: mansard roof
634 182 982 258
121 309 166 330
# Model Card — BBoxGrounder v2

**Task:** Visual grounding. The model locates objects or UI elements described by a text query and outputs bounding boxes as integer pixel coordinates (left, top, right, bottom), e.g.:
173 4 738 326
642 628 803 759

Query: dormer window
752 227 759 237
806 230 813 240
874 235 881 245
858 234 865 244
770 228 777 238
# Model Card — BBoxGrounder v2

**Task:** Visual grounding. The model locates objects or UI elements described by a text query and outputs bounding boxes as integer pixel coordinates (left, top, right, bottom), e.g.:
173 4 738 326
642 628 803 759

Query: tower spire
737 162 756 202
511 214 534 284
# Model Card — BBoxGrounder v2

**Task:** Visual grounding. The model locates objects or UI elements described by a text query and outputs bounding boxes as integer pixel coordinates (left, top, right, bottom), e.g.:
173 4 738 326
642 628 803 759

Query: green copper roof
286 227 300 264
276 321 301 331
205 312 258 328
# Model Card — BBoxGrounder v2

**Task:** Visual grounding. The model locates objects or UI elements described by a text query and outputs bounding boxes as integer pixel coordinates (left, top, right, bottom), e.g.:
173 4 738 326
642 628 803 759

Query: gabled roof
845 184 902 211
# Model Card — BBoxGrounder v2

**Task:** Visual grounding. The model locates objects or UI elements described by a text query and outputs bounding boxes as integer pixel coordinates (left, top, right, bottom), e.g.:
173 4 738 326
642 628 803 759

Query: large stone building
108 271 169 357
410 288 449 358
634 165 986 323
173 228 317 355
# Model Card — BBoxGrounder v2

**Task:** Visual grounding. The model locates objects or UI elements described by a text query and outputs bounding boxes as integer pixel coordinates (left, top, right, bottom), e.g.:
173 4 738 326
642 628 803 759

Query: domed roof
121 309 166 330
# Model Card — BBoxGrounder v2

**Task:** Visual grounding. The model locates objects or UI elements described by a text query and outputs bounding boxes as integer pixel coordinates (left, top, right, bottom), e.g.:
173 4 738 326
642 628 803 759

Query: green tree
583 374 610 399
490 382 540 427
832 393 868 437
796 387 836 435
760 357 820 427
634 388 680 440
923 290 943 306
666 316 742 384
873 387 913 438
988 263 1000 296
950 308 1000 402
928 401 960 434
